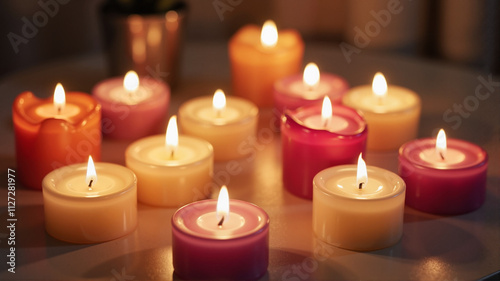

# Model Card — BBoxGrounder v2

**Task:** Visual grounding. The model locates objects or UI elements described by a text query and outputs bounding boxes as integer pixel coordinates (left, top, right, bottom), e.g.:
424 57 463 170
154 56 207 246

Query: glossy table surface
0 42 499 280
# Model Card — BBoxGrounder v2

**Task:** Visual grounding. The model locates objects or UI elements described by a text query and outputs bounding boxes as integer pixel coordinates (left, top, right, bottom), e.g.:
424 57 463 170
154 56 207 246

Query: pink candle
172 186 269 280
92 71 170 140
281 97 367 199
273 62 349 117
398 129 488 215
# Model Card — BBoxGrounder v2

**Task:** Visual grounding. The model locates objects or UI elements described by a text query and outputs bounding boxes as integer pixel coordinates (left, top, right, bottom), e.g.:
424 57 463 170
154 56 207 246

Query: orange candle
229 20 304 107
12 84 101 190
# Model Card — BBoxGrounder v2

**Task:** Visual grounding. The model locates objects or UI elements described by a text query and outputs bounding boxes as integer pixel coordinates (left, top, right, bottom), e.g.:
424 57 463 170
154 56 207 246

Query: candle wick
359 182 364 189
218 216 225 228
323 119 329 128
170 150 175 159
57 106 61 115
88 179 93 188
216 110 221 118
439 152 445 160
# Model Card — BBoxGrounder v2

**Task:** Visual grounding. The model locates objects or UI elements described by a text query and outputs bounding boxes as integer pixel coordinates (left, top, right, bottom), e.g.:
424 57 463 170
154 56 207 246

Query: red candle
12 84 101 190
273 62 349 117
281 97 367 199
172 186 269 280
399 129 488 215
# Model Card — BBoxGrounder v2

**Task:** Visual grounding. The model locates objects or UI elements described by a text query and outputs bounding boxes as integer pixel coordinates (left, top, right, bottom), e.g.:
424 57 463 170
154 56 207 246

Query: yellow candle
178 90 258 161
42 157 137 244
126 116 214 207
229 20 304 107
342 72 421 151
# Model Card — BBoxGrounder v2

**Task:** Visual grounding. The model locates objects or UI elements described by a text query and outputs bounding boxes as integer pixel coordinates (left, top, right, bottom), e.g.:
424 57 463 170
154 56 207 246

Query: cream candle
399 129 488 215
42 156 137 244
178 89 258 161
92 70 170 140
172 186 269 280
313 154 406 251
343 72 421 151
126 116 214 207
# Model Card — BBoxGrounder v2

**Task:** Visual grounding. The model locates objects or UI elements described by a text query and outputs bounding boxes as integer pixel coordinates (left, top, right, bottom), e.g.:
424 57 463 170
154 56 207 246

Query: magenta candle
92 71 170 140
398 131 488 215
172 199 269 280
273 63 349 117
281 100 367 199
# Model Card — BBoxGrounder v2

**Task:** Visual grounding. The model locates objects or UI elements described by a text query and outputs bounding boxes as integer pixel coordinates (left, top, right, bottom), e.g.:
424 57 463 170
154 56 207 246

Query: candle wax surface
289 80 332 99
109 86 153 105
344 85 420 113
35 104 81 119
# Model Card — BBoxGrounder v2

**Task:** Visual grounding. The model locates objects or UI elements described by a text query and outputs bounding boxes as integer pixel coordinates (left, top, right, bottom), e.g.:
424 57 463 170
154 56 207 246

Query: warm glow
86 155 97 187
436 129 447 159
372 72 388 98
260 20 278 48
53 83 65 112
165 115 179 156
124 70 139 92
303 63 320 89
212 89 226 114
356 153 368 189
216 185 230 222
321 96 332 127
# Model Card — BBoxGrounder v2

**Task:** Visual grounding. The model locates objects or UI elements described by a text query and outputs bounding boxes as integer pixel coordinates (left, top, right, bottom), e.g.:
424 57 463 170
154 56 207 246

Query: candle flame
216 185 230 224
356 153 368 189
372 72 387 98
124 70 139 92
53 83 65 113
260 20 278 48
212 89 226 116
165 115 179 158
321 96 332 128
86 155 97 188
303 63 320 89
436 129 447 160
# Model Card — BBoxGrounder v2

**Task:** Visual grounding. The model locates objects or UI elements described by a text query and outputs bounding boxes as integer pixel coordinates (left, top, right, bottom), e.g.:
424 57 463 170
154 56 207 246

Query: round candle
343 72 421 151
172 189 269 280
281 97 367 199
42 158 137 244
313 156 406 251
178 90 258 161
398 130 488 215
229 20 304 107
92 70 170 140
13 84 101 190
126 116 214 207
273 62 349 116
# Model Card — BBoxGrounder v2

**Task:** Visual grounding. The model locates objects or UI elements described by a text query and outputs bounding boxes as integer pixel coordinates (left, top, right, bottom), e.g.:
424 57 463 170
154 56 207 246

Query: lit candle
313 154 406 251
42 156 137 243
92 70 170 140
273 62 349 116
13 84 101 190
281 97 367 199
343 72 421 151
125 116 214 207
172 186 269 280
398 129 488 215
229 20 304 107
178 89 258 161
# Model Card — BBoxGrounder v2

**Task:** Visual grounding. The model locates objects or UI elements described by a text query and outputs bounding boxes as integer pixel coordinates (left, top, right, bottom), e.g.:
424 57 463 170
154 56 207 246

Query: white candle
42 157 137 244
302 96 349 131
178 90 258 161
313 154 406 251
126 116 214 207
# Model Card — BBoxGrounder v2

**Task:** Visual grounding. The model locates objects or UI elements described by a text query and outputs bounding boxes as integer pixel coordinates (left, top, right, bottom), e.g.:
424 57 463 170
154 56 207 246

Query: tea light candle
13 84 101 190
42 156 137 244
343 72 421 151
178 89 258 161
273 62 349 116
229 20 304 107
126 116 214 207
172 186 269 280
398 129 488 215
92 70 170 140
313 154 406 251
281 97 367 199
